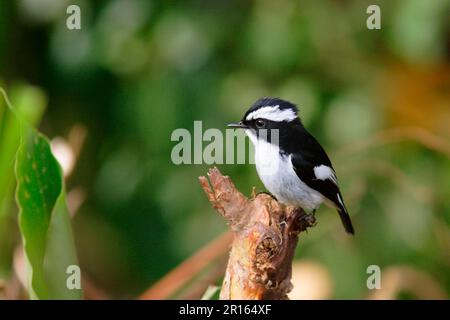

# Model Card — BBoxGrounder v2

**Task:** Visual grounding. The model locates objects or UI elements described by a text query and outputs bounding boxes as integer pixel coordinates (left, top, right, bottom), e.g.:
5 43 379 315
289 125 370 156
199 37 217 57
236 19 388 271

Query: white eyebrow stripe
314 165 338 185
246 105 297 122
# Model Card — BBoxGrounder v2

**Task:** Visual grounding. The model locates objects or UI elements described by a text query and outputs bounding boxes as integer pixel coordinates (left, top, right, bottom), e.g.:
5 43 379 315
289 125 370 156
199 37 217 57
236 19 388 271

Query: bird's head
228 97 301 144
228 97 300 130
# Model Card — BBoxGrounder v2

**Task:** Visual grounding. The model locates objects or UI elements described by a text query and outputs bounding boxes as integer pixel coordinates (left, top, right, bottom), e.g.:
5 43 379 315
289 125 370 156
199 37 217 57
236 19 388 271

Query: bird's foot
256 191 278 201
295 208 317 231
302 213 317 228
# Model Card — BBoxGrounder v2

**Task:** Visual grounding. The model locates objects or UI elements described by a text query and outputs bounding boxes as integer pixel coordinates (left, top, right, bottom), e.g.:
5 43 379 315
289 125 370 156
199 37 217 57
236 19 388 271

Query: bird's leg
255 190 278 201
306 209 318 227
296 208 317 231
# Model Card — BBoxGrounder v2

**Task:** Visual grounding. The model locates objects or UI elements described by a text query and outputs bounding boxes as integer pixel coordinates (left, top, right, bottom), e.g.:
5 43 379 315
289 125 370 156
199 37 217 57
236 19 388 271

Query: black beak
227 121 248 129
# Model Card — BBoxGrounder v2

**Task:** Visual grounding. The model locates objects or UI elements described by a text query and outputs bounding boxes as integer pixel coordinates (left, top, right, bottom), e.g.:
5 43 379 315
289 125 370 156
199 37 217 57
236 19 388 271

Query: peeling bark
199 167 315 300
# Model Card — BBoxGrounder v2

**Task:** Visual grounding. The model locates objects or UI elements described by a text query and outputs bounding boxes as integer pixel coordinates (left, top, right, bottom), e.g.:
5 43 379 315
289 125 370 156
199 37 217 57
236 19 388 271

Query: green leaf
0 87 47 279
0 88 83 299
16 125 82 299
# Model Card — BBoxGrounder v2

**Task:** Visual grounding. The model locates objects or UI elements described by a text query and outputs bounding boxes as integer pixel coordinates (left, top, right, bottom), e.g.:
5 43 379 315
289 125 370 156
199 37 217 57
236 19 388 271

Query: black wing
290 151 340 205
288 131 355 234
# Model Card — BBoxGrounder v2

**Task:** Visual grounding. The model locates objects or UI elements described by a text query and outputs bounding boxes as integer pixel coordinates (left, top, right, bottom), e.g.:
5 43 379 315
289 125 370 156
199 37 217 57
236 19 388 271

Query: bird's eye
255 119 265 128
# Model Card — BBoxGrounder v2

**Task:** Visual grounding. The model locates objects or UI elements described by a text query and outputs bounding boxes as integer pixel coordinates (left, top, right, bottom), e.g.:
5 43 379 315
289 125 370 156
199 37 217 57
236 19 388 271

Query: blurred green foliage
1 0 449 299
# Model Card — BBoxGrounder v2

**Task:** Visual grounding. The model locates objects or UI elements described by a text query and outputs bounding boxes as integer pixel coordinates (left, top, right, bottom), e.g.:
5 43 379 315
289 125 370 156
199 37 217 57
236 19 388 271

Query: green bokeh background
1 0 450 299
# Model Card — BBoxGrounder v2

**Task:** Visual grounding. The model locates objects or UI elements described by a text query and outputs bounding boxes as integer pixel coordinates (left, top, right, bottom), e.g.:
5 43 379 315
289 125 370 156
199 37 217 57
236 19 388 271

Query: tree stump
199 167 316 300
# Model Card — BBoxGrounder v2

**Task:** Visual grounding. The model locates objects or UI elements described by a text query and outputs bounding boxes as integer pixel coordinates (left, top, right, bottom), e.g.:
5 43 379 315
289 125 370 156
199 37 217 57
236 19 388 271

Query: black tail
336 196 355 234
338 207 355 234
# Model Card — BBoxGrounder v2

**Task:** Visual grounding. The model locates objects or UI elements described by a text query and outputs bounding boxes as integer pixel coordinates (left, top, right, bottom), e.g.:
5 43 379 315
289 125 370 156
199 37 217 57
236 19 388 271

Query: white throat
245 129 282 177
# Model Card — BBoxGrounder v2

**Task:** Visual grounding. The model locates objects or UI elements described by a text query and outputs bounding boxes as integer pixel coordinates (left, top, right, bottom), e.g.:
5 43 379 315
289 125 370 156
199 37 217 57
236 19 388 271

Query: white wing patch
313 165 338 184
337 193 344 208
246 105 297 122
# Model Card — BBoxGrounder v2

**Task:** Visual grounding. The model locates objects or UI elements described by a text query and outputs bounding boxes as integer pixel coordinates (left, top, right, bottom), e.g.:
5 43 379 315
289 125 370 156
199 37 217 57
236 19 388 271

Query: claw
297 212 317 231
256 191 278 201
302 214 317 227
278 220 287 228
277 220 288 245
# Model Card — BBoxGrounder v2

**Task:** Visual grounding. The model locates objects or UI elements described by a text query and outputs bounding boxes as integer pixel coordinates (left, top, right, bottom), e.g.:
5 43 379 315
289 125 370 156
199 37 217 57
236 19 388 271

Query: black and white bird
228 97 354 234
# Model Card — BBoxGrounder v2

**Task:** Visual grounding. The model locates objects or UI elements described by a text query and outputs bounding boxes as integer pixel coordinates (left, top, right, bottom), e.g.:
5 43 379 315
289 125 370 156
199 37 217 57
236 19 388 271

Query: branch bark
199 167 315 300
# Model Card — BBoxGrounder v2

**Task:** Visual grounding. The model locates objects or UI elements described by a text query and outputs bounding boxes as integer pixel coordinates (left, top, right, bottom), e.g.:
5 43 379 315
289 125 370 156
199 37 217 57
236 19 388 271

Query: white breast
246 130 324 211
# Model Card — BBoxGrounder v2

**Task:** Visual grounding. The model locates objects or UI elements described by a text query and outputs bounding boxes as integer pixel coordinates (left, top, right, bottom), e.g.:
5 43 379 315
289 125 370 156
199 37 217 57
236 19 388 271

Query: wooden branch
199 167 315 300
